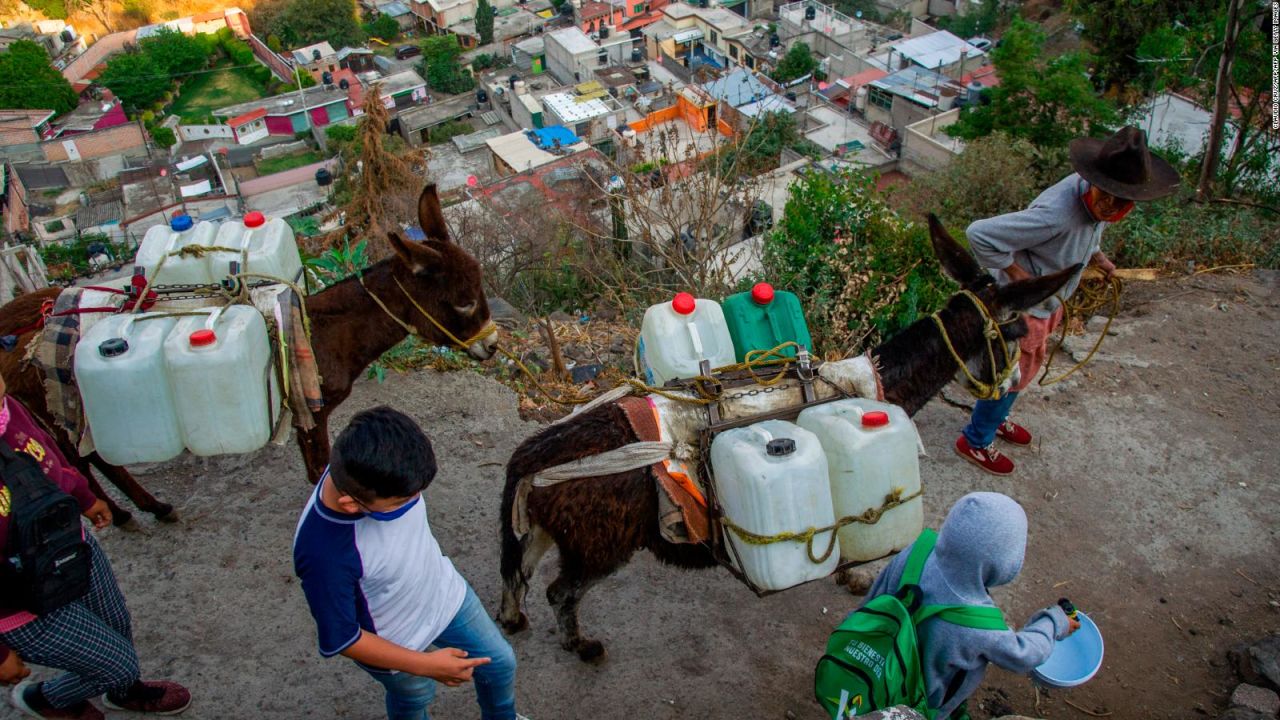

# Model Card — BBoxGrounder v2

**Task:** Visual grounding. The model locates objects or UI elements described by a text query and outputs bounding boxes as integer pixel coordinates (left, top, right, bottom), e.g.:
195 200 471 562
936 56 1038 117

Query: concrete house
291 41 339 81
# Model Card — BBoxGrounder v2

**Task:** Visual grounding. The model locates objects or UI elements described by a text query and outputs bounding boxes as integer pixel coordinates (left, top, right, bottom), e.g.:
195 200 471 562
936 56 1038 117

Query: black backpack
1 444 92 614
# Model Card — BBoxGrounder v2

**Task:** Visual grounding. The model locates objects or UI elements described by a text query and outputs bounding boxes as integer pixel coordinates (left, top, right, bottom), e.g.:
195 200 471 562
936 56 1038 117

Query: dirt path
2 271 1276 720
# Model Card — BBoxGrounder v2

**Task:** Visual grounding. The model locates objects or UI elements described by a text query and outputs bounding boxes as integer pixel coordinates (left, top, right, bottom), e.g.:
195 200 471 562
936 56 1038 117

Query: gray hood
929 492 1028 603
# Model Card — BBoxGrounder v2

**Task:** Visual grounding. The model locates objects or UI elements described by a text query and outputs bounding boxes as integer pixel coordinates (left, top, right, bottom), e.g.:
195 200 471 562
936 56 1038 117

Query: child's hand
418 647 491 686
0 652 30 685
1066 615 1081 636
82 499 112 529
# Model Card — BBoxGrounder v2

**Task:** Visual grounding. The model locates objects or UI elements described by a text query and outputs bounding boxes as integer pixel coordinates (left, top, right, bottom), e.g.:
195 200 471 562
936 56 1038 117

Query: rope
720 487 925 564
1039 275 1122 386
929 289 1018 401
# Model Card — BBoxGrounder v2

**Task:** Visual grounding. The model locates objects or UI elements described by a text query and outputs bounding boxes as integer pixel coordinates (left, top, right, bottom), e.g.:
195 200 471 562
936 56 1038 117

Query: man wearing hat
955 125 1179 475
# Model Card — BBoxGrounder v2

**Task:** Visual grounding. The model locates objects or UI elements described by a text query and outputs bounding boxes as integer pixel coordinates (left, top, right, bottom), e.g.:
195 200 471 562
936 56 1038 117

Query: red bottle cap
672 292 696 315
862 411 889 428
243 211 266 228
751 282 775 305
189 329 217 347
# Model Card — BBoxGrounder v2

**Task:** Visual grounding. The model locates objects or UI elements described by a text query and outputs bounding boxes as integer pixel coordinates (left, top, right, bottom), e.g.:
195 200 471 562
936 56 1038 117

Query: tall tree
98 51 170 112
771 42 816 83
139 27 210 78
948 16 1117 149
0 40 79 115
1195 0 1243 201
420 35 475 95
1064 0 1205 90
475 0 495 46
277 0 363 48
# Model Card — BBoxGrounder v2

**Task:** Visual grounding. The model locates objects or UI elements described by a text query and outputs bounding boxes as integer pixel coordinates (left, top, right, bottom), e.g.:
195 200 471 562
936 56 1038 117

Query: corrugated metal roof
890 30 985 70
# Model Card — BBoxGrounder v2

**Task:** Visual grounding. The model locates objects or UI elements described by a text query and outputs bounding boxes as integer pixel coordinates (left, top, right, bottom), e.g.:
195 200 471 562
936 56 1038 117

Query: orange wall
628 104 679 133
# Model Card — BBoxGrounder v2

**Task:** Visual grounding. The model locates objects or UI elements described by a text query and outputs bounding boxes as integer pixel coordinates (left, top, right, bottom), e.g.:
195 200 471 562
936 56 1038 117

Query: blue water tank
170 214 193 231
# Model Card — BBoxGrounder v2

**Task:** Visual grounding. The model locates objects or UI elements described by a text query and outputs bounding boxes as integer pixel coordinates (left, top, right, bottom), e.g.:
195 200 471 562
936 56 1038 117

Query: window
598 50 608 65
729 44 738 59
709 30 718 45
868 87 893 110
633 3 643 12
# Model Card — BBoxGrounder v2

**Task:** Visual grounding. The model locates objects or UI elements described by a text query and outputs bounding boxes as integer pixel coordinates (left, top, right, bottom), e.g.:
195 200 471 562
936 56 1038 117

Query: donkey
496 215 1080 662
0 184 497 526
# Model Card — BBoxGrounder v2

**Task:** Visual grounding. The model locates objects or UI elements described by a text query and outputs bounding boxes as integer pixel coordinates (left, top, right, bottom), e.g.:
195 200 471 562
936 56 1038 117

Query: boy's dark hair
329 406 437 502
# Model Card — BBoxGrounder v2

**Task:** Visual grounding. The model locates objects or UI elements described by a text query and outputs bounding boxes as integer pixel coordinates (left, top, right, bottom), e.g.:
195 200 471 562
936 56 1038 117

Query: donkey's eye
454 302 477 316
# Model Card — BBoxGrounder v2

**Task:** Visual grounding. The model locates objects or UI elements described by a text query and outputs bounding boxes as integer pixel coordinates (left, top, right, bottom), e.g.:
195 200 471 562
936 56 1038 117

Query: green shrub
151 126 177 148
761 167 954 354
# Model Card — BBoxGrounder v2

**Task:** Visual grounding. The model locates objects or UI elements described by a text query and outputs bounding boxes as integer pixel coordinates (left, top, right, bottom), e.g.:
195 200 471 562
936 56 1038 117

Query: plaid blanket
28 288 125 455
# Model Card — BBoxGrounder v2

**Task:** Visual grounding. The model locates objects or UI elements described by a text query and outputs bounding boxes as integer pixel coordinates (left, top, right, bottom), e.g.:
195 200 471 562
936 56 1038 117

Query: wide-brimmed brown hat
1069 126 1180 201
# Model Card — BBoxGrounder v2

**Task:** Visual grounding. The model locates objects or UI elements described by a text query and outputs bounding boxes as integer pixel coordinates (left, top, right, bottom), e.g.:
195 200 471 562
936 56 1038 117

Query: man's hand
1003 263 1033 283
415 648 491 686
0 652 30 685
1090 252 1117 280
82 498 112 529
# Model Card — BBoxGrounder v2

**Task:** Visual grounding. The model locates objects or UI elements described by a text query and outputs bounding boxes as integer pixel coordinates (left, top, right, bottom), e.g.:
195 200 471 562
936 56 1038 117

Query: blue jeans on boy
962 391 1019 449
364 584 517 720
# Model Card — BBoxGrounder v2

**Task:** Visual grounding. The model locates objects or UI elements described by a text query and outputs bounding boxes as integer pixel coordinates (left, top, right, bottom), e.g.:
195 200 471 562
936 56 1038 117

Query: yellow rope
720 487 924 564
1039 275 1122 386
929 289 1018 401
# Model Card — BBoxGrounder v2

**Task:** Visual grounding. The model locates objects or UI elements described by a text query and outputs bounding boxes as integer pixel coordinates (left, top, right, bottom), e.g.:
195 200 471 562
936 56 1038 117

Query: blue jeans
962 391 1019 449
364 584 517 720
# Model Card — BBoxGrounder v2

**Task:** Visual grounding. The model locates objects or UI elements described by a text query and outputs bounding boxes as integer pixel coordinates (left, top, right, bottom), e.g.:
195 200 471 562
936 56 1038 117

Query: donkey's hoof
115 516 142 533
154 505 180 523
498 612 529 634
576 639 607 664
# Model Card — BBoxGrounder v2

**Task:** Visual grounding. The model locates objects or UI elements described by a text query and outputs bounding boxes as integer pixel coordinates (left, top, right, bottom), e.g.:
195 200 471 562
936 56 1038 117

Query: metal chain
723 385 785 401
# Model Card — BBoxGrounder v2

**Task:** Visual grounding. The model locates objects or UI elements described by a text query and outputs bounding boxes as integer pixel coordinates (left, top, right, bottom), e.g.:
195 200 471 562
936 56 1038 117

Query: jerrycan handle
686 320 704 357
203 305 229 331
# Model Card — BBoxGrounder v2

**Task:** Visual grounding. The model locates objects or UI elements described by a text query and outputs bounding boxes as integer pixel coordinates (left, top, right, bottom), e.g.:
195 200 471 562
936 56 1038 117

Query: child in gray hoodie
861 492 1078 719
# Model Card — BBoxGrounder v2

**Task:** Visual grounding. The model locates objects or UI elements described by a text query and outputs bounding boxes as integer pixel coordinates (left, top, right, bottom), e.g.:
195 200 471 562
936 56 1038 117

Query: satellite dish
339 78 350 89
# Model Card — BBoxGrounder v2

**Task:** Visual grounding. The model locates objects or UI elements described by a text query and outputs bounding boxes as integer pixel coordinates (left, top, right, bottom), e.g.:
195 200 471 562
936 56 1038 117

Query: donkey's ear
927 213 984 287
389 230 442 273
995 264 1082 311
418 184 452 244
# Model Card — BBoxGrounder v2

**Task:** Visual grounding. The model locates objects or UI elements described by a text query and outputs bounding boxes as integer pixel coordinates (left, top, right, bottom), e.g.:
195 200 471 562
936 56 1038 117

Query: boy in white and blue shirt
293 406 525 720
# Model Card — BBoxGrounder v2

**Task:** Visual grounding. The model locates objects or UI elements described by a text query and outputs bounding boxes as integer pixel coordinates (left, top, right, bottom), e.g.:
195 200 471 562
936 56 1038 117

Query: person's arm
341 631 490 686
4 400 106 525
966 204 1063 275
984 605 1073 674
1089 250 1116 279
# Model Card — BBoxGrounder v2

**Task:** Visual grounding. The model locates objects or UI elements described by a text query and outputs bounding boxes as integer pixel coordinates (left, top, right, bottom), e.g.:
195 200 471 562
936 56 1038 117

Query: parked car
967 37 993 52
395 44 422 60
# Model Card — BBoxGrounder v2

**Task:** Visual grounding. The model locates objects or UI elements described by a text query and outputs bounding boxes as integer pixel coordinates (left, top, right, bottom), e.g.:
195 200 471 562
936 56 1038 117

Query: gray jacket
862 493 1071 719
967 173 1108 318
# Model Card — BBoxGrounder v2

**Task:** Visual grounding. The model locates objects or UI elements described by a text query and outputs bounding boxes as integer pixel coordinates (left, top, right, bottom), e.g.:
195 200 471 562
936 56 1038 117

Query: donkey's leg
89 453 177 523
498 524 554 634
546 554 610 663
297 418 332 485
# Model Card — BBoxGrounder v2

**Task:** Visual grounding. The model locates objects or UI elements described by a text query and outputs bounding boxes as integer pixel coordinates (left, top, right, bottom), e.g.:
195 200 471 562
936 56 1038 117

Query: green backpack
814 529 1008 719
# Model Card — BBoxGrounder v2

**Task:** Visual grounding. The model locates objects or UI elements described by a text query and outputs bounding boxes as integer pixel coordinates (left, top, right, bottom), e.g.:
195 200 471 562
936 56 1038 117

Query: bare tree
1196 0 1243 201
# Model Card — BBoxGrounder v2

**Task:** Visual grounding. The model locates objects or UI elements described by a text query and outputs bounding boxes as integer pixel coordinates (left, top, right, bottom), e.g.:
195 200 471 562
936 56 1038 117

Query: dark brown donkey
497 215 1080 662
0 184 497 525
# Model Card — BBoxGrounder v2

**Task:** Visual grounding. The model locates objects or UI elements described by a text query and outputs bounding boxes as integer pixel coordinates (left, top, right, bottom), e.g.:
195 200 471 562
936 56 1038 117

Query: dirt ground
3 271 1276 720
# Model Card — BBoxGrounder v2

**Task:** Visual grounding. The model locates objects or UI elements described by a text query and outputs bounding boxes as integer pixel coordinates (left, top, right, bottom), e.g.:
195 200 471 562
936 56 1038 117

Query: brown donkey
0 184 497 525
497 215 1080 662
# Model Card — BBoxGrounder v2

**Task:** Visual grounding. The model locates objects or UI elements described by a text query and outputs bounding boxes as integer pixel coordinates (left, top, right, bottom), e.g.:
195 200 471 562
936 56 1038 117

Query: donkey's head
926 214 1079 395
387 185 498 360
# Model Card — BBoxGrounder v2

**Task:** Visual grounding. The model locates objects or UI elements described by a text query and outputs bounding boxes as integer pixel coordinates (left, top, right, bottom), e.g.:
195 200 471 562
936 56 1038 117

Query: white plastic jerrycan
165 305 277 456
74 313 185 466
797 398 923 562
212 211 304 286
710 419 840 591
134 215 220 286
638 292 735 385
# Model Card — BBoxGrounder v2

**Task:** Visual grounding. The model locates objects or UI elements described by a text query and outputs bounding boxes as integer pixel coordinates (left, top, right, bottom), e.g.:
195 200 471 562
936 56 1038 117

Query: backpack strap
914 604 1008 631
895 529 1009 632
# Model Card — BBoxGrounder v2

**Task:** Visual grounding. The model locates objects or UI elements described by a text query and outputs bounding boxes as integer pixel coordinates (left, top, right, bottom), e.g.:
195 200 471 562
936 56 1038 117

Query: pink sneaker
955 436 1015 475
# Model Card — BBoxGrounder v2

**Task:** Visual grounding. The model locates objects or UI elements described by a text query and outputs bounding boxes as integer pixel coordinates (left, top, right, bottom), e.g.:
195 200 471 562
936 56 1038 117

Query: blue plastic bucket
1031 611 1104 688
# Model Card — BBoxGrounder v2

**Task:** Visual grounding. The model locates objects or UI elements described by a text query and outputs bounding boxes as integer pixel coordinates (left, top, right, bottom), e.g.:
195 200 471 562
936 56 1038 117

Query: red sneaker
10 681 104 719
996 420 1033 446
103 682 191 716
955 436 1014 475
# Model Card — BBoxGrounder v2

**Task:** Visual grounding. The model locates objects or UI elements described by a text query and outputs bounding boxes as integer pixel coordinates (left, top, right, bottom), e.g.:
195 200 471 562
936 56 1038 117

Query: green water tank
722 282 812 362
